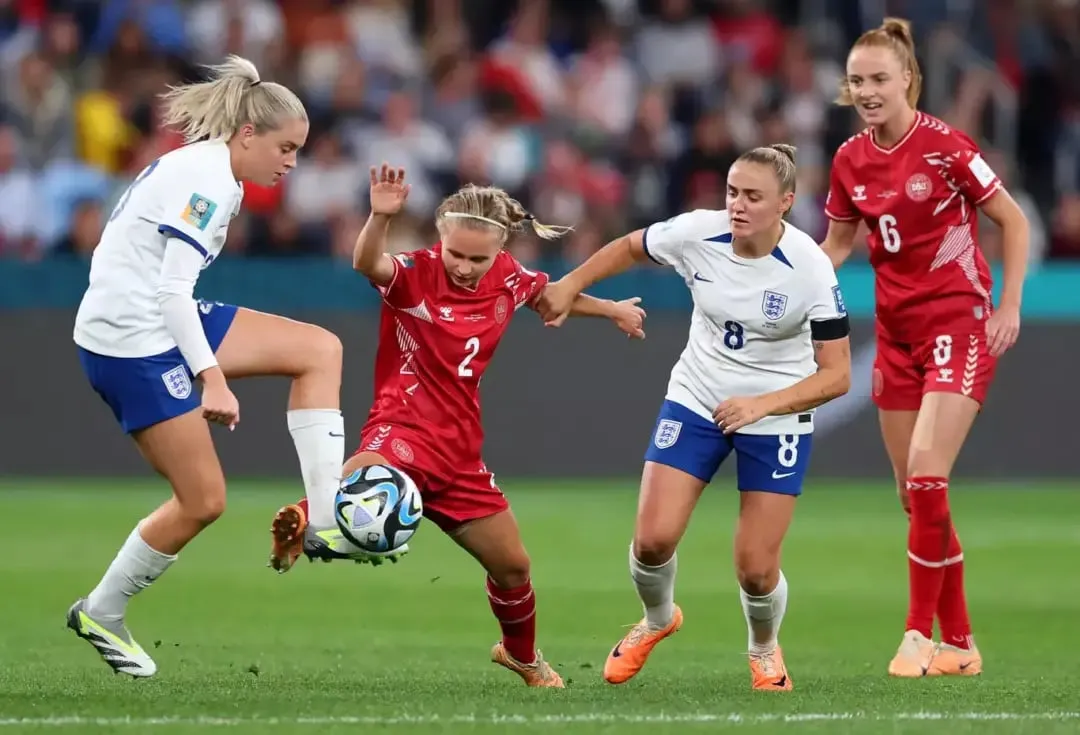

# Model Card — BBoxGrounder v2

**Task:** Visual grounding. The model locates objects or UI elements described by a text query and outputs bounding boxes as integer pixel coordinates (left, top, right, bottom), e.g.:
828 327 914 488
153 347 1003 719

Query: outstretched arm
534 229 649 327
354 164 410 286
531 292 646 338
568 293 645 339
562 229 649 294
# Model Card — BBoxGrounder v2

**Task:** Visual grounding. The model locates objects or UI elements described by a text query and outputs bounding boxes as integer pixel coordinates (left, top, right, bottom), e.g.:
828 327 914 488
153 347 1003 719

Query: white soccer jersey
74 140 243 365
643 209 847 435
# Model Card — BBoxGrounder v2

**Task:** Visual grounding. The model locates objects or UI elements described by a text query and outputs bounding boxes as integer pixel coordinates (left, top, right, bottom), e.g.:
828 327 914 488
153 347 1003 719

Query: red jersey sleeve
504 255 550 312
939 132 1003 206
825 153 860 222
373 250 431 309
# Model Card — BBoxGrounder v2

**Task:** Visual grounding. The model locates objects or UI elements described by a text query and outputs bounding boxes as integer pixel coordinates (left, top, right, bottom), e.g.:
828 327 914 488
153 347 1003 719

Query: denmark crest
653 419 682 449
161 366 192 400
494 295 509 324
761 290 788 320
391 437 414 464
905 173 932 202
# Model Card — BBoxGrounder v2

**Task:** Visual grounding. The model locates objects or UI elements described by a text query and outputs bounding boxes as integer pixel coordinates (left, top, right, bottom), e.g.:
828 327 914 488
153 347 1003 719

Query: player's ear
779 191 794 216
237 123 256 147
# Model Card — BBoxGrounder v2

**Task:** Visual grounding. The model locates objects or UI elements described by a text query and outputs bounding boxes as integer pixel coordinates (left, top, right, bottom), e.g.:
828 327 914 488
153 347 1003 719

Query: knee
734 549 780 596
632 535 677 567
906 447 948 482
178 486 226 527
304 327 343 375
487 551 531 589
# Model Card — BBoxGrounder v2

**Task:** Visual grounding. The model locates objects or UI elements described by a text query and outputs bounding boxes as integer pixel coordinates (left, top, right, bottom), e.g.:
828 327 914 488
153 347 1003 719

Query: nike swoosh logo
329 432 345 438
774 675 787 688
958 661 972 671
772 471 795 479
611 644 623 658
693 272 713 282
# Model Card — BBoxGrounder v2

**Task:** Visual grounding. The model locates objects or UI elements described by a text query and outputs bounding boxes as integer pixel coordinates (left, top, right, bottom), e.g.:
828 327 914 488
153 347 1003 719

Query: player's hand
713 395 771 435
985 302 1020 357
202 381 240 430
369 163 410 216
536 279 579 328
610 297 646 339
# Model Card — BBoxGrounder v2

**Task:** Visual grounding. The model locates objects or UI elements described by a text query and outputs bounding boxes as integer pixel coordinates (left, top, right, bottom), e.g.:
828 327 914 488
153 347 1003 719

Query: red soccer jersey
364 245 549 459
825 112 1003 342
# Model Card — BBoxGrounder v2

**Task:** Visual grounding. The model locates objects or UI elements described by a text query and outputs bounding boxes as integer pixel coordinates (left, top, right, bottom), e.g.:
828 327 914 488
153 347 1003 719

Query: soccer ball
334 464 423 553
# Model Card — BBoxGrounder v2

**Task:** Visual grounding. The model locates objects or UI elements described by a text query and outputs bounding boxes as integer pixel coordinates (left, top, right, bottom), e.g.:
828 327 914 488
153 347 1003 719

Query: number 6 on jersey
458 337 480 377
878 214 902 253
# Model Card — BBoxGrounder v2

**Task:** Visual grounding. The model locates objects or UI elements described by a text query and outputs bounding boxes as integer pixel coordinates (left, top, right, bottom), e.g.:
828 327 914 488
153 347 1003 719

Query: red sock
296 497 309 519
937 524 973 648
905 477 952 639
486 577 536 664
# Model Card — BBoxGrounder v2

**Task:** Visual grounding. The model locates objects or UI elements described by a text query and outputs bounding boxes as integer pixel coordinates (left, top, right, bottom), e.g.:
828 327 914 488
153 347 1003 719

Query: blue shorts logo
161 366 192 400
654 419 682 449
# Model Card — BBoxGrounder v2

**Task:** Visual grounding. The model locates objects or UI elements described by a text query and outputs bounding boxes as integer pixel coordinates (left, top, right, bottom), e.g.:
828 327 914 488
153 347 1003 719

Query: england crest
762 290 788 320
654 419 682 449
161 366 192 400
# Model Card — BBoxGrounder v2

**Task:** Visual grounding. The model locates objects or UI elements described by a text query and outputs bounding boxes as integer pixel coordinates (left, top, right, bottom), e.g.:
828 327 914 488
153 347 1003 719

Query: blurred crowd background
2 0 1079 266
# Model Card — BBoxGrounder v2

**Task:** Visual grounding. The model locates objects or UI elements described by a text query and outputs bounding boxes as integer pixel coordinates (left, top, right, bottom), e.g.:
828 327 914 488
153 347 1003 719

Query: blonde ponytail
161 55 307 143
436 184 573 242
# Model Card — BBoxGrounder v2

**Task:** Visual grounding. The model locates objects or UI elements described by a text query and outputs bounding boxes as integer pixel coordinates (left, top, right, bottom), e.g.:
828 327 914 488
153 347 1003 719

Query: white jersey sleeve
158 240 218 376
642 210 719 278
805 252 848 326
73 140 242 361
154 162 239 375
156 176 236 262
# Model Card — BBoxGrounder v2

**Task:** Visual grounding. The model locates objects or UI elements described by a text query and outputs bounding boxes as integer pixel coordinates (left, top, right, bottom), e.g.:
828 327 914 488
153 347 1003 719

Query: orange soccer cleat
888 630 936 677
749 646 793 691
491 642 565 688
602 605 683 684
268 500 308 573
927 642 982 676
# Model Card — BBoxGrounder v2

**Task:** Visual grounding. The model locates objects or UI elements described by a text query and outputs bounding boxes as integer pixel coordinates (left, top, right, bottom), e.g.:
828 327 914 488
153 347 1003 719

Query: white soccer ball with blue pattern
334 465 423 553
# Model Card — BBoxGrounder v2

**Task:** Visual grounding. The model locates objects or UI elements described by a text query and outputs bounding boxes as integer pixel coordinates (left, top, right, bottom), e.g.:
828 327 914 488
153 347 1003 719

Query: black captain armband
810 315 850 341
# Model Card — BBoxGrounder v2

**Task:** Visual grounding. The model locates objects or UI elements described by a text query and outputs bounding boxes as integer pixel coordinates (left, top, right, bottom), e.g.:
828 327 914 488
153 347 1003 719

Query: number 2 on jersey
109 159 160 223
458 337 480 377
878 214 902 253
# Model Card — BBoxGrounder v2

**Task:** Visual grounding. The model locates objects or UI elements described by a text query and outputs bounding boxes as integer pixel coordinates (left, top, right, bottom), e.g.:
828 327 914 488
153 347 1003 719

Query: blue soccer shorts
643 399 813 495
77 300 238 434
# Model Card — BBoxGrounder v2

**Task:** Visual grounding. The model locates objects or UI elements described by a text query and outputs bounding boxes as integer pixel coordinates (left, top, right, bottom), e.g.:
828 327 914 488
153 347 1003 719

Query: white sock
740 571 788 655
629 544 677 631
85 525 177 623
287 409 344 528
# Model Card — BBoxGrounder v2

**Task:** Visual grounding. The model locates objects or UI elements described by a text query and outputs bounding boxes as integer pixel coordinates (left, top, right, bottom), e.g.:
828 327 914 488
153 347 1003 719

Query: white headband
442 212 507 229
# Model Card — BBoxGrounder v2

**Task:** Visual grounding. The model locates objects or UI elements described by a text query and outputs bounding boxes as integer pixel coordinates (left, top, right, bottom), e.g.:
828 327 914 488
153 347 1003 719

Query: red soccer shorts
873 326 998 411
354 423 509 533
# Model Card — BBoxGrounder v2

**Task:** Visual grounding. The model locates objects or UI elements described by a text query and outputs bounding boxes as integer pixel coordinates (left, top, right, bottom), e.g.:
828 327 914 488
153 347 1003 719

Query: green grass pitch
1 478 1078 734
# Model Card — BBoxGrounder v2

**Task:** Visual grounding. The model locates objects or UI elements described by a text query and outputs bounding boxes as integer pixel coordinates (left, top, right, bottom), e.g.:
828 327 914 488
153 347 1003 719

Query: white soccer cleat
66 599 157 677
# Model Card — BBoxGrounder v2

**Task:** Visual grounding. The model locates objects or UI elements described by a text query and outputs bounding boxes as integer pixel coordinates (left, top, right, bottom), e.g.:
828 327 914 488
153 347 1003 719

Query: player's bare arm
819 219 859 270
979 188 1029 356
536 229 646 326
712 336 851 434
560 294 646 339
353 163 410 286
